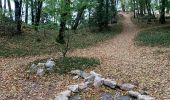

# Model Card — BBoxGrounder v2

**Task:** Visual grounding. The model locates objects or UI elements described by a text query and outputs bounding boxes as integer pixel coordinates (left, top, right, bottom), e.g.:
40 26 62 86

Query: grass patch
0 23 122 57
29 57 100 74
135 26 170 46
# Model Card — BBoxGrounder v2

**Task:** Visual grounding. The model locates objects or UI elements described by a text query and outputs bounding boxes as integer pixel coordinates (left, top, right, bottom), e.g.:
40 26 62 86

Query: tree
14 0 22 35
35 0 43 27
57 0 71 44
25 0 28 24
7 0 12 19
159 0 166 24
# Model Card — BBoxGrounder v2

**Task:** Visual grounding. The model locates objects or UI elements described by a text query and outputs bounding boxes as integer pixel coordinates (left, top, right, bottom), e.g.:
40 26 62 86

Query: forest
0 0 170 100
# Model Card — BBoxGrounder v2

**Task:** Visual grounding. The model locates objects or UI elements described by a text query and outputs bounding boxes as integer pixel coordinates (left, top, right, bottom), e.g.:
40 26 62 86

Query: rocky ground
0 13 170 100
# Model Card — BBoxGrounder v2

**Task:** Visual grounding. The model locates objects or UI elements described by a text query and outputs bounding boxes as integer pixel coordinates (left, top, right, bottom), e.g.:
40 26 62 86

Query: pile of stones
28 58 55 76
55 70 155 100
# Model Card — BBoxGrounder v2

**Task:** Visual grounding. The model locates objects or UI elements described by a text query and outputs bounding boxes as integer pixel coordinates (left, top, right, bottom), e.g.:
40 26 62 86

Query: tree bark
159 0 166 24
71 6 86 30
3 0 6 15
57 0 70 44
31 0 35 25
0 0 2 9
25 0 28 24
35 0 43 27
14 0 22 35
7 0 12 19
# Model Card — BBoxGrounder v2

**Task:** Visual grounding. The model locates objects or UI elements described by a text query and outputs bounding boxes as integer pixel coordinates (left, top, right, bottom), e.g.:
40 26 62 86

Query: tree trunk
105 0 109 27
14 0 22 35
35 0 43 28
7 0 12 19
31 0 35 25
159 0 166 24
145 0 152 23
71 6 86 30
57 0 70 44
133 0 136 18
25 0 28 24
0 0 2 9
3 0 6 15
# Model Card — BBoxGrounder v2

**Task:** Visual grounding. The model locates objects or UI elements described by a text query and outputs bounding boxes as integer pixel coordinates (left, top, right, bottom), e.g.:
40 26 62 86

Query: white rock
120 83 135 91
68 85 79 93
79 82 89 90
73 75 79 80
85 74 95 83
103 79 117 89
90 71 102 77
45 59 55 70
137 95 155 100
70 70 82 76
37 63 45 68
59 90 71 97
128 91 141 97
29 64 38 73
36 68 45 76
55 95 68 100
93 76 104 88
81 72 91 79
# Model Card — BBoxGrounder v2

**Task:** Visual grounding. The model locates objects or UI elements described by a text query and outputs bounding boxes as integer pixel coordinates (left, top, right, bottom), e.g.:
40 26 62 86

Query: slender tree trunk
57 0 70 44
133 0 136 18
0 0 2 9
31 0 35 25
25 0 28 24
7 0 12 19
159 0 166 24
3 0 6 16
72 6 86 30
145 0 152 22
105 0 109 27
14 0 22 35
35 0 43 27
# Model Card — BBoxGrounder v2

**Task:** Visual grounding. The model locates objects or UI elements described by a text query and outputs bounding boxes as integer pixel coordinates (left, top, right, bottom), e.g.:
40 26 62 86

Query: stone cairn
55 70 156 100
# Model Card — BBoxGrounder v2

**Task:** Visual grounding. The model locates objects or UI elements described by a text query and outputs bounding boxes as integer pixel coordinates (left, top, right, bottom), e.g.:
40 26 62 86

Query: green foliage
135 26 170 46
55 57 100 74
29 57 100 74
0 22 123 57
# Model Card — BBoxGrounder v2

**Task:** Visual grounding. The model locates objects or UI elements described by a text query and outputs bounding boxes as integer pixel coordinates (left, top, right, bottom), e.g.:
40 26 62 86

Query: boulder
37 63 46 69
90 71 102 77
36 68 45 76
55 95 68 100
78 82 90 90
85 74 95 83
45 58 55 71
68 85 79 93
29 64 38 73
101 92 114 100
81 72 91 79
59 90 72 97
103 79 117 89
70 70 82 76
93 76 104 88
137 95 155 100
120 83 135 91
128 91 141 98
73 75 79 80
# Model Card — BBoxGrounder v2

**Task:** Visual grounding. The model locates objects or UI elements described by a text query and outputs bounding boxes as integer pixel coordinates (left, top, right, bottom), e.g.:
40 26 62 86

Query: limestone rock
68 85 79 93
55 95 68 100
85 74 95 83
137 95 155 100
73 75 79 80
128 91 141 98
45 58 55 71
29 64 38 73
101 92 114 100
70 70 82 76
120 83 135 91
103 79 117 89
90 71 102 77
59 90 71 97
36 68 45 76
93 76 104 88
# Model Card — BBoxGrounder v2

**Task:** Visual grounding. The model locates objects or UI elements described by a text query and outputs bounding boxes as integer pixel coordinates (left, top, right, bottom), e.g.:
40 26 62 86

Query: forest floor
0 13 170 99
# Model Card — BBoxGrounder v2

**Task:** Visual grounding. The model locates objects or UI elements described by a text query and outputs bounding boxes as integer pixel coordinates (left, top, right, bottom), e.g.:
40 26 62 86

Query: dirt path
0 13 169 99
